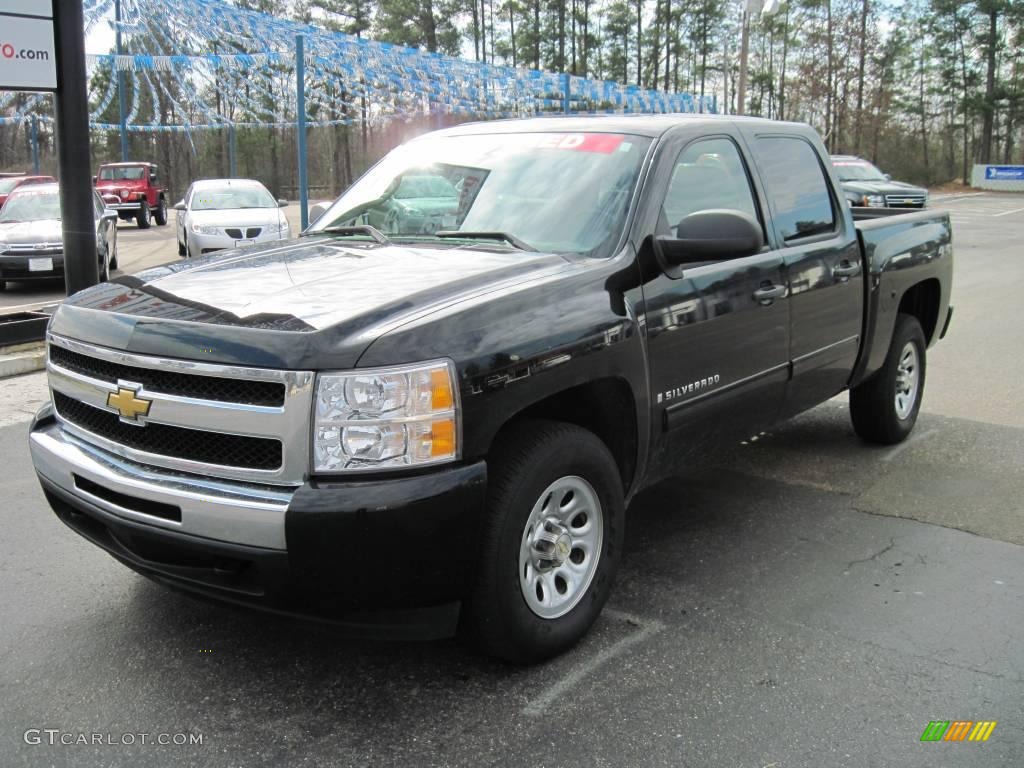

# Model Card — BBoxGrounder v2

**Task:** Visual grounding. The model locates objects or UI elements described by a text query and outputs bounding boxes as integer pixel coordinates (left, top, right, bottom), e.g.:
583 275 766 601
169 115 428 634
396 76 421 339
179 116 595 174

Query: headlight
190 222 220 235
267 220 289 234
863 195 885 207
313 359 459 473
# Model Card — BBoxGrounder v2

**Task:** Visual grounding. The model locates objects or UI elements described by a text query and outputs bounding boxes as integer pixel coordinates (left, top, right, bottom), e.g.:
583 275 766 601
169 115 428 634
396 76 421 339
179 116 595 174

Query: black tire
177 237 186 257
136 201 151 229
109 234 118 270
98 250 109 282
0 279 5 291
185 235 195 259
850 313 927 445
154 197 168 226
467 419 624 663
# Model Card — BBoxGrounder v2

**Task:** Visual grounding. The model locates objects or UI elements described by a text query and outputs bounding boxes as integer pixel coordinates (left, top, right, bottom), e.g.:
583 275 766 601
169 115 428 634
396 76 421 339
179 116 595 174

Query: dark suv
831 155 928 208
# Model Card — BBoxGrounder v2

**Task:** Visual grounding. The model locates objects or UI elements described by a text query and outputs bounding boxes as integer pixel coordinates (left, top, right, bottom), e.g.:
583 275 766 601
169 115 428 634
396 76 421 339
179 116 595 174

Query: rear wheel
98 249 109 282
467 420 624 663
154 198 168 226
109 233 118 270
136 201 151 229
850 313 927 444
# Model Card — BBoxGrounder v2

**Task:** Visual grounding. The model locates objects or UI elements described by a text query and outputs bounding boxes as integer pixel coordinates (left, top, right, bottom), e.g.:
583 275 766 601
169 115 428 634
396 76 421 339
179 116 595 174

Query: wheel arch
487 377 639 496
898 278 941 345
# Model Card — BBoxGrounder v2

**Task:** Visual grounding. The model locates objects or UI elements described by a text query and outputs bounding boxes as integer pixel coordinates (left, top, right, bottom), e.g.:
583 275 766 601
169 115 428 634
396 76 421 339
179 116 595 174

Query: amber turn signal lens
430 418 456 458
430 368 454 410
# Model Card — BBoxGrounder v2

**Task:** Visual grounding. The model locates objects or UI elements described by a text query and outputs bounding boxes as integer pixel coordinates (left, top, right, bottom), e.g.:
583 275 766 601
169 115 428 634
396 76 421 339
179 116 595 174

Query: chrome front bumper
30 414 294 550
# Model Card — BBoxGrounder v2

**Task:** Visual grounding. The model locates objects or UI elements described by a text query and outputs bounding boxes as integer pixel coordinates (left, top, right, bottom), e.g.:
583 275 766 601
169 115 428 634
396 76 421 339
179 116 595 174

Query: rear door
636 127 790 480
745 132 864 418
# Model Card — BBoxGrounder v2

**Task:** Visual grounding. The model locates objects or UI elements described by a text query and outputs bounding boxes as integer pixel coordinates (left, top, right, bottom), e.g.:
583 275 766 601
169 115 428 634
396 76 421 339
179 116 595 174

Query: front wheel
154 198 168 226
136 201 151 229
850 313 927 444
467 420 624 663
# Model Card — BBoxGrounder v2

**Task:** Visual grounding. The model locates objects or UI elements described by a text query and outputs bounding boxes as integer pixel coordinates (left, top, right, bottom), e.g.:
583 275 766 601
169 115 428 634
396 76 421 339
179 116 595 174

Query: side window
754 137 836 241
93 192 104 218
661 137 760 234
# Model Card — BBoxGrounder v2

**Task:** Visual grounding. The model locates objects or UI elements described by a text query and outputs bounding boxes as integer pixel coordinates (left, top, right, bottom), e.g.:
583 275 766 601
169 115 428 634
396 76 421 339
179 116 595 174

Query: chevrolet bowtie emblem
107 386 152 422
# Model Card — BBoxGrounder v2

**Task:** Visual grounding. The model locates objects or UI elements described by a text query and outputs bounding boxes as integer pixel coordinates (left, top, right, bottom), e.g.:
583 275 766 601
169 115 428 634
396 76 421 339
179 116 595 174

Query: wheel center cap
553 533 572 564
531 519 573 569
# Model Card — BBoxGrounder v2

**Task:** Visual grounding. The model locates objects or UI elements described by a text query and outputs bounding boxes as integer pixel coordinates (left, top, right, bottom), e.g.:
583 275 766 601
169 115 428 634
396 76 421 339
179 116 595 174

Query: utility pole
54 0 99 294
737 5 751 115
115 0 128 161
296 34 309 230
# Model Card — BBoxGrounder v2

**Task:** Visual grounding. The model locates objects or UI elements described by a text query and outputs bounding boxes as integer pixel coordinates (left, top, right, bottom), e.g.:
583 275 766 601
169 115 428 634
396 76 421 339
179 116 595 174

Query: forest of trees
1 0 1021 200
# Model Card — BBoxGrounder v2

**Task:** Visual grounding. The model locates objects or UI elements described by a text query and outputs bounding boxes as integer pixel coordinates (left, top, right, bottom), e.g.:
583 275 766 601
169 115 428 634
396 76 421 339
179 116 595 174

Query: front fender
357 251 651 482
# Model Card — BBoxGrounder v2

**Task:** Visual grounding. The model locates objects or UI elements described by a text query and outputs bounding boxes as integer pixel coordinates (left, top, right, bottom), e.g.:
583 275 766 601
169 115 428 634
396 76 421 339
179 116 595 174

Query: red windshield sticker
536 133 625 153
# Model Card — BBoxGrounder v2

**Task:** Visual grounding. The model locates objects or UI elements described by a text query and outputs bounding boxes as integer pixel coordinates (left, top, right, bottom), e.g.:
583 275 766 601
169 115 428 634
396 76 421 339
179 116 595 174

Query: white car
174 179 291 258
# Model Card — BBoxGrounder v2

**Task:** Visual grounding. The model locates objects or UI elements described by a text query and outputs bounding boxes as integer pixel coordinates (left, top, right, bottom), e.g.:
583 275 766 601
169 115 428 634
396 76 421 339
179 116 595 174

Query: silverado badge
107 385 152 423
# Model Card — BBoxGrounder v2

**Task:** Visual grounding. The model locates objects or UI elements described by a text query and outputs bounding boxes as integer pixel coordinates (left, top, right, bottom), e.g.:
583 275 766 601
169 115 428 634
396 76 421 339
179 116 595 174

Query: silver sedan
174 179 290 259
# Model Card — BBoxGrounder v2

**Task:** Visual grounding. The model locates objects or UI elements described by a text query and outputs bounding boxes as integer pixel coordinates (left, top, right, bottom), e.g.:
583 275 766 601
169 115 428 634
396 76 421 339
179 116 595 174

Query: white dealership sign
0 1 56 91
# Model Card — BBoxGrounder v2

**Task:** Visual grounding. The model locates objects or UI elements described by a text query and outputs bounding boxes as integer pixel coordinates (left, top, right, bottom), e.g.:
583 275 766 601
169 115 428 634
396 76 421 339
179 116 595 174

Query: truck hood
51 235 575 369
840 179 928 197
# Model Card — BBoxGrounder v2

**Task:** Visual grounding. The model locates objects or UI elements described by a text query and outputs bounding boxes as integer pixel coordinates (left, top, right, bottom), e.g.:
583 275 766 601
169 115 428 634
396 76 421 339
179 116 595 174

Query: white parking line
0 300 57 313
521 609 665 717
993 206 1024 218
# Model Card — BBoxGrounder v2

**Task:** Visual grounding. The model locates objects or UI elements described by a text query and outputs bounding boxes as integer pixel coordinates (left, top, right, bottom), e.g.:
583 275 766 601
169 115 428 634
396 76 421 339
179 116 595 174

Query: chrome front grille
885 194 926 208
46 334 315 485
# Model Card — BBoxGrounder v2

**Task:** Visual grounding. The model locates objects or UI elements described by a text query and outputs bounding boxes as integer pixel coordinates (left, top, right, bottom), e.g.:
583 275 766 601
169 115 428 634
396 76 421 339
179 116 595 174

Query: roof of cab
430 113 812 139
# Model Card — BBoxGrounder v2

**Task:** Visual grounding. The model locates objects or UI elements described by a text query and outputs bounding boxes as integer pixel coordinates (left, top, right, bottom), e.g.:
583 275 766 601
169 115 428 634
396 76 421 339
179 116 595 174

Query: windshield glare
310 132 652 255
0 192 60 222
834 161 887 182
99 166 146 181
191 186 277 211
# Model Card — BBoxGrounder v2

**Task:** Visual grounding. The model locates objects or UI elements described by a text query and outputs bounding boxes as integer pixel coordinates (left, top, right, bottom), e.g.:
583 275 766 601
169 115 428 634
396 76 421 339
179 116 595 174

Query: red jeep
93 162 169 229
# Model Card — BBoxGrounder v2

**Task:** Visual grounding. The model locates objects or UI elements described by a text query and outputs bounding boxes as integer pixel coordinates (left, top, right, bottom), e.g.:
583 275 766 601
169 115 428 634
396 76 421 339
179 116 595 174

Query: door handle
833 261 861 279
753 284 787 304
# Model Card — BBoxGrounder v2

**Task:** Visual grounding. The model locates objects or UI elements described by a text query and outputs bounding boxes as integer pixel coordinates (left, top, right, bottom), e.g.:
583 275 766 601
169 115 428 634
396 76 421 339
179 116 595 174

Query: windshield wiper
313 224 391 245
435 230 536 251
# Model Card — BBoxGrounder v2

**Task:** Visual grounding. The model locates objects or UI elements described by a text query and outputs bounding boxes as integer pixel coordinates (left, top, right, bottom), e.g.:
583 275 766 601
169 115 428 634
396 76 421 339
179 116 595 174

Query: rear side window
754 137 836 241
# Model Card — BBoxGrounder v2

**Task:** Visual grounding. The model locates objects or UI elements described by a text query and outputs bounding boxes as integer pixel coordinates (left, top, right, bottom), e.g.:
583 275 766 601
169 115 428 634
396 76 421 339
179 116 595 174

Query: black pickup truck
29 115 953 662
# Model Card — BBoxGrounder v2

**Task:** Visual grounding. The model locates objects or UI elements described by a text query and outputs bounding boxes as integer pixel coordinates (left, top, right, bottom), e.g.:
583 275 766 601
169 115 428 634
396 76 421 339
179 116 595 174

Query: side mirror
655 209 765 266
277 198 289 207
308 201 330 225
883 173 892 181
149 174 157 183
101 194 120 206
173 201 186 211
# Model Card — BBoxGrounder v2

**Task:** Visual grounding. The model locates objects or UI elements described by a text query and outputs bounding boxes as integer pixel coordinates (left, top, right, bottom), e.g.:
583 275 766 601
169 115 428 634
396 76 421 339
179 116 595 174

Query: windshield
0 178 23 194
309 131 653 256
833 161 887 182
191 185 277 211
98 166 146 181
0 191 61 222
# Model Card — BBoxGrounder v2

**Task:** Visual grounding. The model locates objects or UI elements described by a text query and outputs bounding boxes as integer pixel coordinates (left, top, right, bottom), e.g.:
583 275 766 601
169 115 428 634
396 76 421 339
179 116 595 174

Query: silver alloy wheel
519 475 603 620
894 341 919 420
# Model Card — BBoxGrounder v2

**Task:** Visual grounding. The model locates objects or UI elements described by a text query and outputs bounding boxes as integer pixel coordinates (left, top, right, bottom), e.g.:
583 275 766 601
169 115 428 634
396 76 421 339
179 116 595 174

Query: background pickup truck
30 115 952 663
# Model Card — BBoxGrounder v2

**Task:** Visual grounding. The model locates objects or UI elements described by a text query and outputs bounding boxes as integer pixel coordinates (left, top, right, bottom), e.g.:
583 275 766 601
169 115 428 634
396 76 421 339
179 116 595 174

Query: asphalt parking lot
1 192 1022 767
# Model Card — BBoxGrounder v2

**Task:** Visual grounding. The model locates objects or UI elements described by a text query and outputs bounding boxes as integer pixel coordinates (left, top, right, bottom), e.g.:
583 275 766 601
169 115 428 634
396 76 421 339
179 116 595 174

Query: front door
639 133 790 481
